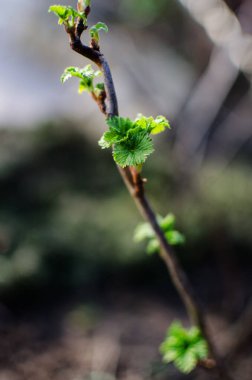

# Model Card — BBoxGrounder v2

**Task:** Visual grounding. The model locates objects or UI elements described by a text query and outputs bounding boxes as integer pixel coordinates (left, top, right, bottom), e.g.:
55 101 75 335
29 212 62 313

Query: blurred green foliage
0 123 143 292
0 123 251 298
134 213 185 255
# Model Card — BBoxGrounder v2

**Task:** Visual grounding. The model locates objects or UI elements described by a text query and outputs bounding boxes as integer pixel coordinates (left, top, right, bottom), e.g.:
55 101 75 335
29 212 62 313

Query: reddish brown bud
85 5 91 17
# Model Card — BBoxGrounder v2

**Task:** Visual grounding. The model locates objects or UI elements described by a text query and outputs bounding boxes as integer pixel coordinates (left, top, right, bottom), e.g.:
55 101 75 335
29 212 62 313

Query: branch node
91 39 100 51
130 166 145 198
84 5 91 17
198 358 216 370
91 90 107 116
76 18 86 38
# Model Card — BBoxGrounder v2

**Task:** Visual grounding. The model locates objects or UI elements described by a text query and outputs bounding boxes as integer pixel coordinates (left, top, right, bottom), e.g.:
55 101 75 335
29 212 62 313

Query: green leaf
134 213 185 255
160 213 175 231
135 221 161 255
175 350 197 374
61 65 102 94
94 83 105 97
61 67 82 83
99 114 170 169
78 78 93 93
49 5 69 20
165 230 186 246
146 239 160 255
90 22 109 42
95 22 109 33
99 114 170 167
135 114 170 135
134 115 154 133
134 222 155 242
151 115 171 134
192 340 209 359
95 83 105 90
107 116 134 134
68 6 82 20
49 4 86 26
100 117 135 148
160 321 209 374
140 231 185 255
98 135 110 149
113 131 154 168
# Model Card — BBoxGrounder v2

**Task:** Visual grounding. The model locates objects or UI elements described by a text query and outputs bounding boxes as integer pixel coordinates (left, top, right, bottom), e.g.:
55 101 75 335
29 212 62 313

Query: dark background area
0 1 251 379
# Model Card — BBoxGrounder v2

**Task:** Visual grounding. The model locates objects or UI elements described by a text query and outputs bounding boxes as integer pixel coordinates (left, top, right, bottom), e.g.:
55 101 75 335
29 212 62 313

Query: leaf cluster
48 4 87 26
134 213 185 254
99 115 170 168
90 22 109 43
134 114 170 135
49 3 108 44
160 322 208 374
61 65 104 95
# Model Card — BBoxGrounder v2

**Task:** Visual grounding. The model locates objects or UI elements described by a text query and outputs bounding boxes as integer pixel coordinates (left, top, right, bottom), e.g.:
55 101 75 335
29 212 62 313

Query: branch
66 27 118 117
118 167 203 327
98 56 119 118
64 18 233 380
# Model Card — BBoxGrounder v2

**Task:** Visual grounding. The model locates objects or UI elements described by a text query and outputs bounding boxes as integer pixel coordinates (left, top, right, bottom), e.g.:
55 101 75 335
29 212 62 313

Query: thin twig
63 14 234 380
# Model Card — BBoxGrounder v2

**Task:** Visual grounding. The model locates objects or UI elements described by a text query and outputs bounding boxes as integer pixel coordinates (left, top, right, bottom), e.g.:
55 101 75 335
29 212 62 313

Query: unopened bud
85 5 91 17
77 0 85 12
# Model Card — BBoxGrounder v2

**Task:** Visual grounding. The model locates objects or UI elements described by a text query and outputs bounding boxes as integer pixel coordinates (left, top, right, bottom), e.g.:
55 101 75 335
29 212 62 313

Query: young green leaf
99 116 135 148
135 114 170 135
49 4 86 26
134 213 185 254
98 135 111 149
113 131 154 168
165 230 186 246
134 222 155 242
99 114 170 168
90 22 109 43
95 22 109 33
78 79 93 94
61 67 83 83
94 83 105 98
61 65 102 94
49 5 69 23
160 213 175 231
146 239 160 255
160 322 208 374
151 115 171 134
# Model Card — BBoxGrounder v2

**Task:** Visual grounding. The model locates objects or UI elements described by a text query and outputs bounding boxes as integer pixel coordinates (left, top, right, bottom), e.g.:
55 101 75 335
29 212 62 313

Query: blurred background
0 0 252 379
